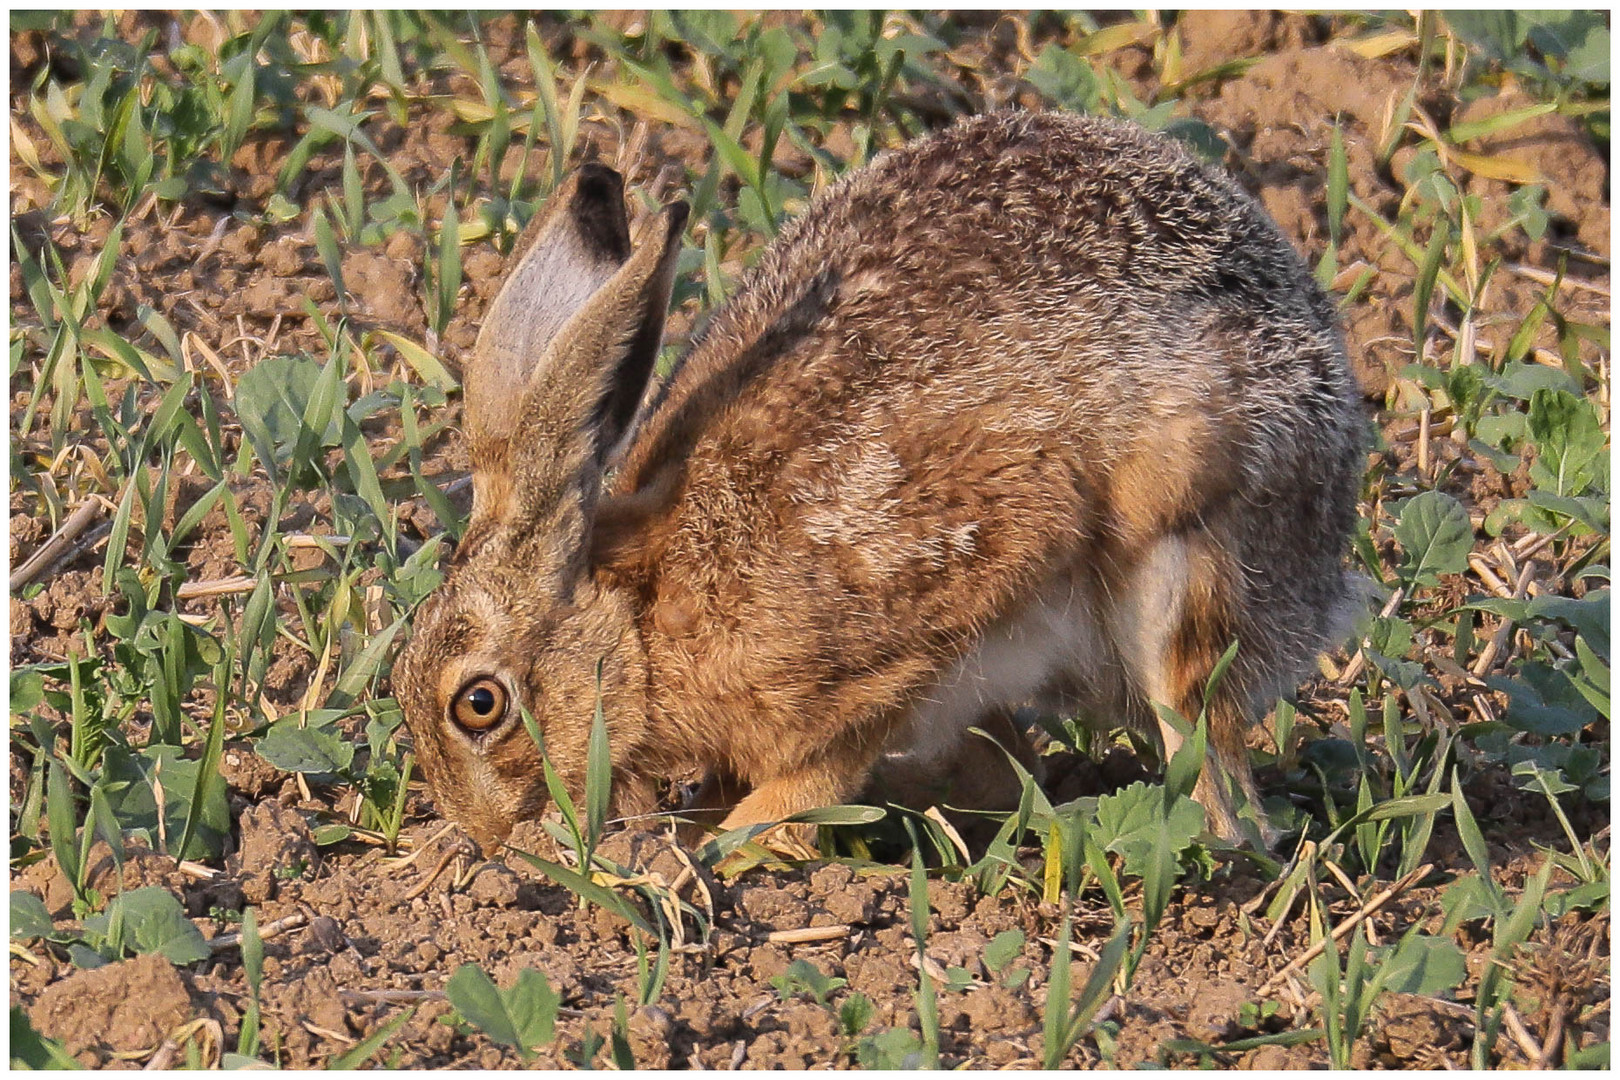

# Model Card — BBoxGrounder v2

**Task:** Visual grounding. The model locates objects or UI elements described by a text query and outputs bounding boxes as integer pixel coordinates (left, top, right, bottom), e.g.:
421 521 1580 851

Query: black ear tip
570 164 631 260
665 201 690 239
576 162 624 196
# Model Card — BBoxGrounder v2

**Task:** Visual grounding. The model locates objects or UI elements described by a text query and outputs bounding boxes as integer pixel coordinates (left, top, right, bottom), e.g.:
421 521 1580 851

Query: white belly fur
885 535 1196 768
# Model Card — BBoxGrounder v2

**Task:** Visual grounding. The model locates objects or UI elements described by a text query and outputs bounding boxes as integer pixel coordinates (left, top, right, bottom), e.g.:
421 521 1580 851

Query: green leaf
1440 872 1501 931
444 965 559 1062
372 330 458 391
97 743 230 861
1527 389 1607 497
1043 910 1074 1068
1326 123 1348 245
326 616 405 710
1375 934 1467 995
1392 491 1473 586
112 887 210 964
1092 781 1205 877
223 57 257 162
434 200 462 336
1027 44 1101 113
585 668 611 853
255 718 356 775
1161 705 1208 804
1447 102 1559 145
1487 662 1598 736
176 678 229 867
1444 11 1526 63
1412 218 1450 347
313 823 353 846
839 992 874 1037
11 892 54 940
783 804 887 826
233 354 334 476
856 1026 926 1069
1449 773 1500 911
11 1005 80 1069
1566 1042 1611 1070
771 958 847 1004
11 669 46 714
327 1006 415 1069
46 760 80 891
444 965 522 1054
984 928 1025 974
503 848 655 936
312 204 346 300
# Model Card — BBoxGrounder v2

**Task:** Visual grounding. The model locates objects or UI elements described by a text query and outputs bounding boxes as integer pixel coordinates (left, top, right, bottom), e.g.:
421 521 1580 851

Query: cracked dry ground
8 785 1611 1068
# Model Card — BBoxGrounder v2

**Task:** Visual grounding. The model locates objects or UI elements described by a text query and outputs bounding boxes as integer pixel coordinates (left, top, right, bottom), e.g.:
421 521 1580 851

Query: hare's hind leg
1111 533 1269 845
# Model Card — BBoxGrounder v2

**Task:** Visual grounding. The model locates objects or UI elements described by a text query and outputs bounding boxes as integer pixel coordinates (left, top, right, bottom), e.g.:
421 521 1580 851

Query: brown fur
393 112 1364 850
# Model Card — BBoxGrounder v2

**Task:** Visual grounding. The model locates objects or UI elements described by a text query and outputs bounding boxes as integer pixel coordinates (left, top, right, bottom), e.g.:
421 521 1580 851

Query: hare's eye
451 677 507 733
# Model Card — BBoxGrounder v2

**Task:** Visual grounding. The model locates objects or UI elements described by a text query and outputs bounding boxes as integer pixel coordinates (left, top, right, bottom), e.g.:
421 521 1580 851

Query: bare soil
10 11 1610 1070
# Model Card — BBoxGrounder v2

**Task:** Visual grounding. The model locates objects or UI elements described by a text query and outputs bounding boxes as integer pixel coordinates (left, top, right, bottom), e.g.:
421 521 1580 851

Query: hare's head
394 166 687 848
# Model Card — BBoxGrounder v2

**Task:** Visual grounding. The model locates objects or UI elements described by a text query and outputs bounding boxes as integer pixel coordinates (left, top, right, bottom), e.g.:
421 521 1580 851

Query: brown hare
393 111 1364 851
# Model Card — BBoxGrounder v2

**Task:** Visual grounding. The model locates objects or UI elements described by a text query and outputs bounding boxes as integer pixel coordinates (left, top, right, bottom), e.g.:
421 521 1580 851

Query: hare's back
627 112 1356 499
615 112 1359 670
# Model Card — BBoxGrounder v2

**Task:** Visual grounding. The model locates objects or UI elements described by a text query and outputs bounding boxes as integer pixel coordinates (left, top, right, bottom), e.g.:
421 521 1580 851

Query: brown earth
9 11 1610 1070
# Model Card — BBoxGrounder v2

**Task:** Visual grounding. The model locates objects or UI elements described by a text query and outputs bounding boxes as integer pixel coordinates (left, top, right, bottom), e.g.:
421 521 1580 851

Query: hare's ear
506 199 688 574
463 164 634 528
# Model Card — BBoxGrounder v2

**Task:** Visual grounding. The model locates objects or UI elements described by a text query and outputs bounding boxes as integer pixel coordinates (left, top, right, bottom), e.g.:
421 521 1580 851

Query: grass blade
327 1006 414 1069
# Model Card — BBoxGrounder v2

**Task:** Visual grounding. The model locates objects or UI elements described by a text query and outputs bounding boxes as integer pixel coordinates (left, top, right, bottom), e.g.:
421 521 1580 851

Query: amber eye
451 677 507 733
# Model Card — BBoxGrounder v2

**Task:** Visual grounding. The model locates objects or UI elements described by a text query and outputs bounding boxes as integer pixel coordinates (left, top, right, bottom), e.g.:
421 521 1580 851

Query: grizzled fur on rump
394 110 1364 847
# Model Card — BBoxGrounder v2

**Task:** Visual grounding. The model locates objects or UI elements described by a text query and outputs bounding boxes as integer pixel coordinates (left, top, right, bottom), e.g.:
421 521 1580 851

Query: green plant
327 1007 416 1070
983 928 1030 988
221 906 266 1067
1042 913 1130 1068
905 826 940 1068
771 958 847 1007
11 1005 81 1070
444 963 560 1064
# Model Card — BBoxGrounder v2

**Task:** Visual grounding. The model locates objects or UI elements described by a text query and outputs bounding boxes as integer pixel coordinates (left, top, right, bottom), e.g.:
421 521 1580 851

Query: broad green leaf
1392 491 1472 585
10 892 53 940
444 964 559 1062
254 719 356 775
112 888 210 964
1092 781 1205 877
98 744 230 860
984 928 1025 974
445 964 522 1052
1488 662 1599 736
233 354 334 473
1027 45 1101 113
1527 389 1607 497
1375 934 1467 995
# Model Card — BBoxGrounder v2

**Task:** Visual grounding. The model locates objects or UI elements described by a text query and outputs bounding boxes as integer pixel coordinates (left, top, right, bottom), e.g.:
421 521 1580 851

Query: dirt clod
32 953 194 1065
234 801 317 903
